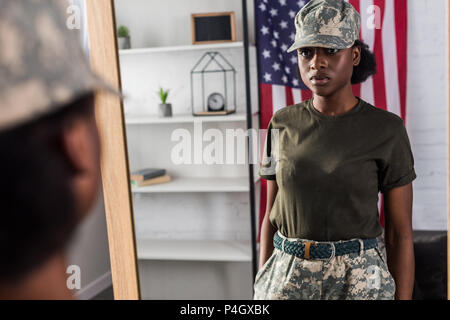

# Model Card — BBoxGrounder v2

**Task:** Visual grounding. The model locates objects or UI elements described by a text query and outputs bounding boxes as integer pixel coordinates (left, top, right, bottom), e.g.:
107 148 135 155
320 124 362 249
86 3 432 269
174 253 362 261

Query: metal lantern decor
190 51 236 116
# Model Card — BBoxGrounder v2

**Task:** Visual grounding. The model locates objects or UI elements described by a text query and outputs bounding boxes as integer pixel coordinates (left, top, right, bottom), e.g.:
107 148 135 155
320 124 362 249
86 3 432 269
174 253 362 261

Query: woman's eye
328 48 340 55
299 49 311 57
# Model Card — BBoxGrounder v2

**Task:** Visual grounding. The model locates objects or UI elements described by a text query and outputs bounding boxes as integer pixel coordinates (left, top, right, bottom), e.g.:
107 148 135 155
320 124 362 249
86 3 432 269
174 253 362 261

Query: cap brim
287 35 356 53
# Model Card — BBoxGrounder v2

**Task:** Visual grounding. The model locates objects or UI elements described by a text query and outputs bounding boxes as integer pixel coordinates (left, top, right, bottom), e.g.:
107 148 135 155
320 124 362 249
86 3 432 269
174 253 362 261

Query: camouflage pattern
376 228 388 263
287 0 361 53
253 231 396 300
0 0 120 133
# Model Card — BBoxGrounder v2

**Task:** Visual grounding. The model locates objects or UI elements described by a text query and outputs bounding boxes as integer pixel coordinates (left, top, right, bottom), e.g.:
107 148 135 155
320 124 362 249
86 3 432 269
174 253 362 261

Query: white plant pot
158 103 172 117
118 37 131 50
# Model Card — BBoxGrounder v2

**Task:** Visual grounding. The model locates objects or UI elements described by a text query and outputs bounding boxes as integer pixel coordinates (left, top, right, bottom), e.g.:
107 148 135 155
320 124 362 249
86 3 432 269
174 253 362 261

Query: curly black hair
0 93 95 284
351 39 377 84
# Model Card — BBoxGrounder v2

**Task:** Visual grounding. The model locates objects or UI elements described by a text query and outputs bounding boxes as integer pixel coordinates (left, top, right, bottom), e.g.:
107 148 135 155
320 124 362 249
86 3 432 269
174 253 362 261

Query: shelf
131 176 251 193
136 238 252 262
125 112 253 124
119 41 254 56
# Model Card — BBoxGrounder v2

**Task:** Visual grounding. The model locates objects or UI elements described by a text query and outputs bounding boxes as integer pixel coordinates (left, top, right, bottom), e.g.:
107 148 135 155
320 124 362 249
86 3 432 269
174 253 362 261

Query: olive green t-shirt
259 97 417 241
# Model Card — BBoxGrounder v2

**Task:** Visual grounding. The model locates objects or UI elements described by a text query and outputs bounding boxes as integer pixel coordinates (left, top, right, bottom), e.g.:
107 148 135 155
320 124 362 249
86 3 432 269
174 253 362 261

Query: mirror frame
86 0 450 301
86 0 140 300
447 0 449 301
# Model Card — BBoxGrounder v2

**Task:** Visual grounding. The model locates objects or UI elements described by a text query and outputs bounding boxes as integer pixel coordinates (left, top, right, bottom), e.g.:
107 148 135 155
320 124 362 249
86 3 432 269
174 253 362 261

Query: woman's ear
60 114 102 217
61 118 93 174
353 46 361 67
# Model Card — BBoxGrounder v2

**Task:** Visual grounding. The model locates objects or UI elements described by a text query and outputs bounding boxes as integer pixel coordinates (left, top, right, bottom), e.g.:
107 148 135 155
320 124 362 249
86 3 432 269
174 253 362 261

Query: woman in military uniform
254 0 416 300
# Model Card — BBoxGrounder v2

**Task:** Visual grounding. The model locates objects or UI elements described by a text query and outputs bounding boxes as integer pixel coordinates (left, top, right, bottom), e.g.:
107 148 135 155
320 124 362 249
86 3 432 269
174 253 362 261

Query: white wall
407 0 448 230
114 0 255 48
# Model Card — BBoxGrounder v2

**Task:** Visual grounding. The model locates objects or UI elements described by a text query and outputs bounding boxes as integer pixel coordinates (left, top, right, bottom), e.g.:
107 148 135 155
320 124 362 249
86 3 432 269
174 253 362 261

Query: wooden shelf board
125 112 252 124
119 41 256 55
136 238 252 261
131 176 250 193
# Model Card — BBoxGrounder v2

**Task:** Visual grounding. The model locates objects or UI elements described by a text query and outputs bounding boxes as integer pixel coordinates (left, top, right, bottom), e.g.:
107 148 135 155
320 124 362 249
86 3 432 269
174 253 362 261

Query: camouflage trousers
253 230 396 300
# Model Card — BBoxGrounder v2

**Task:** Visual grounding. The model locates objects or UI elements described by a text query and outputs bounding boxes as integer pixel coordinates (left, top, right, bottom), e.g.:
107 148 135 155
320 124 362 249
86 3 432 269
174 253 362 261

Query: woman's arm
258 180 279 269
383 182 415 300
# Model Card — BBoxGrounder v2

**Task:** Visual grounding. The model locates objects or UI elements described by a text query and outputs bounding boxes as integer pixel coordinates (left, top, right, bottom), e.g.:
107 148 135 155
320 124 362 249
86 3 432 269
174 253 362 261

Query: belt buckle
314 241 336 262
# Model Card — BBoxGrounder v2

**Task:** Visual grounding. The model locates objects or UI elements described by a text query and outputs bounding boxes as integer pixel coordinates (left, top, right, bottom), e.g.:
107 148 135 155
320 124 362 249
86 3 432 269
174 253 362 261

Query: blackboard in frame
191 12 236 45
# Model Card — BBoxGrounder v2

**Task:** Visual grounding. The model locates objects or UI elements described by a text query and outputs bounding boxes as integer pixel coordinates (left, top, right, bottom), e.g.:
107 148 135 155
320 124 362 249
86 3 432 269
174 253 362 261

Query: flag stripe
395 0 408 121
285 86 294 106
258 83 273 240
301 89 312 101
360 0 376 106
382 0 401 117
292 88 302 104
372 0 387 110
272 84 287 114
260 83 274 129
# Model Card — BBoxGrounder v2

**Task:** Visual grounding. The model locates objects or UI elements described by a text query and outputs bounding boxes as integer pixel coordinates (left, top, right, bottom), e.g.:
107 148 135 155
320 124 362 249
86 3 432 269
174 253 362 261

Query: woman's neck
312 86 359 116
0 253 74 300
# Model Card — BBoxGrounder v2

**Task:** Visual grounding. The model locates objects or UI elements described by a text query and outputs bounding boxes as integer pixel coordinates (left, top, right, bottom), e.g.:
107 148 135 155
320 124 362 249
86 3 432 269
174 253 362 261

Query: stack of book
130 168 171 187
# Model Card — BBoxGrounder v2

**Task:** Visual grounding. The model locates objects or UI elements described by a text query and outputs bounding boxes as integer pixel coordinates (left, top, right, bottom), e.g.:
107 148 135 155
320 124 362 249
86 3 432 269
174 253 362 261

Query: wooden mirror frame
86 0 140 300
85 0 450 300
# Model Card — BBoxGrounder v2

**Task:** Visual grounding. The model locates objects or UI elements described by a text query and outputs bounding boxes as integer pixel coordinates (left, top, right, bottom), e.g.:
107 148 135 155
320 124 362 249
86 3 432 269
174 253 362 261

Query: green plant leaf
118 25 130 38
157 87 170 104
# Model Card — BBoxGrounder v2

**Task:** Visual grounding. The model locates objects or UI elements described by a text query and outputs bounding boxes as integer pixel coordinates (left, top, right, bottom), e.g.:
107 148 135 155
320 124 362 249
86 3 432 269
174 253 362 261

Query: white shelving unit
137 239 252 261
115 0 259 300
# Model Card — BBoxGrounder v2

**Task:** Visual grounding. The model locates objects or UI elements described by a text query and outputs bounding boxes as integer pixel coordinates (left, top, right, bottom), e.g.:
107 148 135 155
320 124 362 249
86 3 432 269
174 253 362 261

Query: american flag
256 0 408 240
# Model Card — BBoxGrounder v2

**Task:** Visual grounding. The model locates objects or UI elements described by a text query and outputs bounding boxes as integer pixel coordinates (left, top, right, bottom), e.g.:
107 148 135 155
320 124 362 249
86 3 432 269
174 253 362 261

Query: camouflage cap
287 0 361 53
0 0 121 132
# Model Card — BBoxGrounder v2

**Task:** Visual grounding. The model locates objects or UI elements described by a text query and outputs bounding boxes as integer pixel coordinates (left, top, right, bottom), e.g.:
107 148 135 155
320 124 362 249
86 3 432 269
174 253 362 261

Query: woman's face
297 46 360 97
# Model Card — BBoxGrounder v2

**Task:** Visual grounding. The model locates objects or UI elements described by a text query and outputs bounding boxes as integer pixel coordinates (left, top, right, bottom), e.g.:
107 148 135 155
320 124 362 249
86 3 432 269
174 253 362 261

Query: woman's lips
311 77 330 85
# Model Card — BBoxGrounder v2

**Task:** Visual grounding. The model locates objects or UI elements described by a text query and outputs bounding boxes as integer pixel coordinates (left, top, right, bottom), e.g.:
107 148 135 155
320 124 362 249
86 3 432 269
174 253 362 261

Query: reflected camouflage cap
0 0 121 132
287 0 361 53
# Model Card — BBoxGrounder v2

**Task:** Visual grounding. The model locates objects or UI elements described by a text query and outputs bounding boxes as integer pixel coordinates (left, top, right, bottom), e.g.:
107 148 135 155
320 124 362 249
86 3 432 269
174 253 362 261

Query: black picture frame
191 12 236 44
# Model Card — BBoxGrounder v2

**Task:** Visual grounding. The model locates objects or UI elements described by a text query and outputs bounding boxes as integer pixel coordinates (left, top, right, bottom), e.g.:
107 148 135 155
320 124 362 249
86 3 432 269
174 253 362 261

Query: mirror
113 0 259 299
87 0 449 300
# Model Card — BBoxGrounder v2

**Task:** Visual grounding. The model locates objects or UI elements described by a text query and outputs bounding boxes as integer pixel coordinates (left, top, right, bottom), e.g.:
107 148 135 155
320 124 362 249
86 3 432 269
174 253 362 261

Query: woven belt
273 232 378 260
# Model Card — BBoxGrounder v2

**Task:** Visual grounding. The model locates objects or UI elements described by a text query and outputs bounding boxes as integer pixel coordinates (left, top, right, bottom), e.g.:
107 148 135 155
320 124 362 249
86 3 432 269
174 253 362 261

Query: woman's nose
311 51 328 70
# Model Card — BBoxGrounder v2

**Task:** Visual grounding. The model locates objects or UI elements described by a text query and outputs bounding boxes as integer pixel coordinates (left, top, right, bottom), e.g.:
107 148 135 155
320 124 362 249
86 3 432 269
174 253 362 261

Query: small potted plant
117 25 131 49
157 87 172 117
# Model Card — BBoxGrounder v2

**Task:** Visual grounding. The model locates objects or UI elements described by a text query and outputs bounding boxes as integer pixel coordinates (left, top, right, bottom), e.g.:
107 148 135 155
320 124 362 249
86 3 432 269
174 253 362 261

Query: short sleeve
378 121 417 193
259 118 278 180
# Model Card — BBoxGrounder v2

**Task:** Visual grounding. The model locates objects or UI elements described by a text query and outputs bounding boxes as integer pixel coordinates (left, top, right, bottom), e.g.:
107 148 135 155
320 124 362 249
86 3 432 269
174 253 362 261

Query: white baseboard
76 271 112 300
